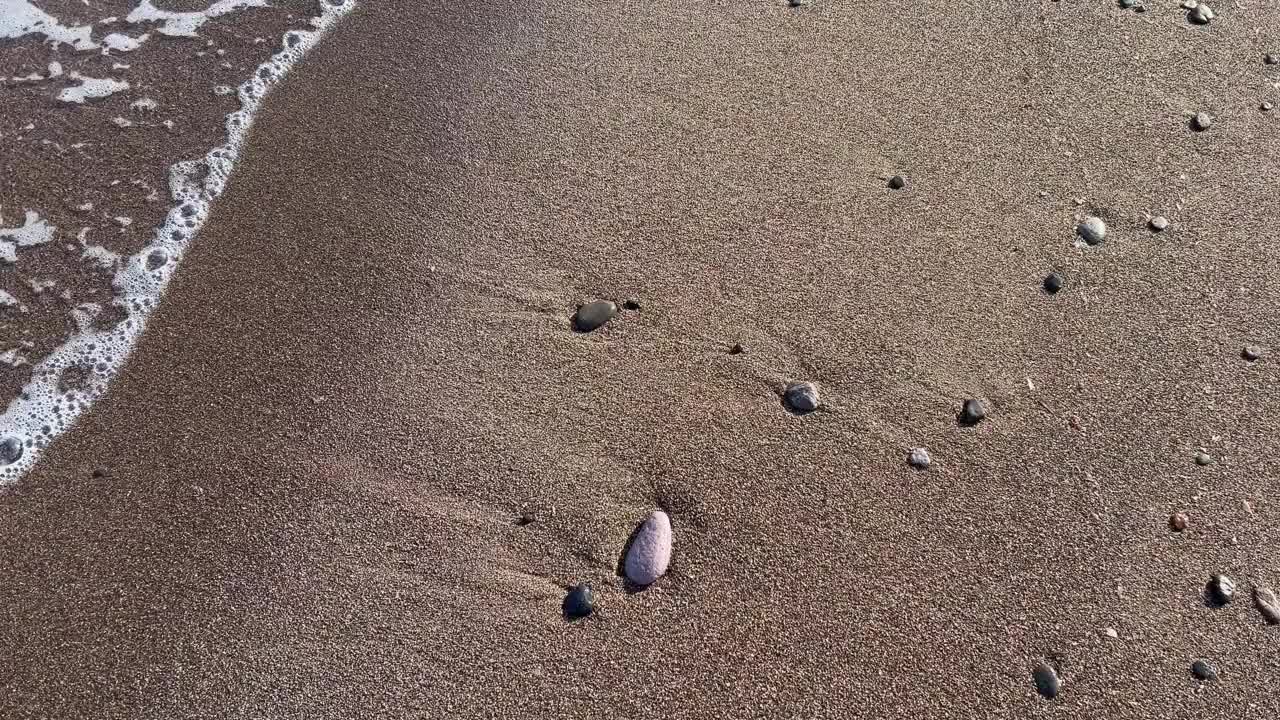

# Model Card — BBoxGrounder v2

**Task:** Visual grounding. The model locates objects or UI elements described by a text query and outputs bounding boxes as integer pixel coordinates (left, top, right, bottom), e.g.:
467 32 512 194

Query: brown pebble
1253 586 1280 625
1170 512 1189 532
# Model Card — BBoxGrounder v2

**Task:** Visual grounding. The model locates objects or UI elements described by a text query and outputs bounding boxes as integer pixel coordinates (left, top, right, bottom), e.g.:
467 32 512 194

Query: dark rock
145 249 168 271
1191 659 1218 681
562 583 595 620
1266 53 1279 65
907 447 931 470
1242 345 1263 362
91 466 110 479
788 0 807 6
1191 111 1213 131
1076 216 1107 246
1170 512 1189 532
1033 661 1061 699
1043 271 1065 294
1149 215 1169 231
783 382 820 413
1188 4 1214 24
1206 574 1235 607
729 343 746 355
887 175 907 190
621 298 641 311
957 398 987 426
573 300 617 332
1253 586 1280 625
0 436 22 465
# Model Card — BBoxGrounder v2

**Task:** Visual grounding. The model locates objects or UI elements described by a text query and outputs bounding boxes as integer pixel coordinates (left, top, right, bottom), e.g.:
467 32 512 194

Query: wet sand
3 1 1280 717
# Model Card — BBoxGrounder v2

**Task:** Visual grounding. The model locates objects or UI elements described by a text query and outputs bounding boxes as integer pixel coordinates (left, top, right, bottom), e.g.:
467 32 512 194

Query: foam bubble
57 73 130 104
0 0 98 50
125 0 270 38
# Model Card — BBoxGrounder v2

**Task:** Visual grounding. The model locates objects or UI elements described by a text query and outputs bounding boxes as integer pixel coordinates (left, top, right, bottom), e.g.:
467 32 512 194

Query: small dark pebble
1253 586 1280 625
621 298 641 311
573 300 617 332
1033 661 1061 699
887 175 907 190
1266 53 1279 65
91 466 110 479
1191 111 1213 132
1242 345 1262 362
1043 271 1065 294
0 436 23 465
788 0 807 6
957 398 987 427
1206 574 1235 607
729 343 746 355
1188 4 1214 24
1118 0 1135 7
1262 102 1274 113
562 582 595 620
1191 659 1218 681
783 382 820 413
1170 512 1189 532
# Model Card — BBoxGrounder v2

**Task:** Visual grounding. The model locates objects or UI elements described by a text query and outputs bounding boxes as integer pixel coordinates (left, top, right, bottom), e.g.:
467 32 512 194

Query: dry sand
3 0 1280 717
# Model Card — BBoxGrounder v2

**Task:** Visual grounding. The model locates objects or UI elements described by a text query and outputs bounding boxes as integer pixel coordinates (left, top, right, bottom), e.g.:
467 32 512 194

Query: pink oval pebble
624 510 672 586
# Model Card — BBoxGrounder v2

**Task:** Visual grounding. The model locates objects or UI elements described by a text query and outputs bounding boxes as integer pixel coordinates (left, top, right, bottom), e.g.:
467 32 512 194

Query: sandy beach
2 0 1280 717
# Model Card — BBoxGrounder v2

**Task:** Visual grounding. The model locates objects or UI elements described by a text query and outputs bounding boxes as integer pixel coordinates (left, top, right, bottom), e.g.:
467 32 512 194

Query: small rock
1118 0 1135 7
1033 661 1061 700
1102 627 1119 638
1076 216 1107 246
1266 53 1279 65
0 436 23 465
624 510 673 587
957 398 987 427
621 298 641 311
91 466 110 479
1170 512 1189 532
1194 452 1214 466
1149 215 1169 231
1206 574 1235 607
573 300 617 332
1188 4 1214 23
1180 0 1197 7
783 382 820 413
1043 271 1065 294
1253 586 1280 625
1242 345 1262 362
729 342 746 355
887 175 907 190
1191 111 1213 131
907 447 931 470
788 0 807 6
1191 659 1218 681
562 582 595 620
1261 102 1274 112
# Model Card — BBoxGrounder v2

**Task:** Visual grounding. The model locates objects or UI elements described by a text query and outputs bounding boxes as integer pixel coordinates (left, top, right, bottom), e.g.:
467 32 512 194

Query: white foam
102 32 149 53
0 0 360 483
0 0 98 50
0 210 56 264
125 0 270 38
57 73 131 104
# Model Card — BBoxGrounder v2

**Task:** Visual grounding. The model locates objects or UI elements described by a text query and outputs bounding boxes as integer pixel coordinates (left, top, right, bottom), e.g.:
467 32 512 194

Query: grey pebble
1043 271 1065 294
562 583 595 620
0 436 22 465
1076 216 1107 246
788 0 807 6
957 398 987 426
1191 659 1218 681
1253 586 1280 625
1206 574 1235 607
729 342 746 355
1033 661 1061 699
1242 345 1263 362
1266 53 1279 65
573 300 617 332
1180 0 1197 7
1194 452 1214 466
1191 112 1213 131
887 175 907 190
1262 102 1274 112
784 381 820 413
907 447 931 470
1118 0 1135 7
1149 215 1169 231
1189 4 1214 24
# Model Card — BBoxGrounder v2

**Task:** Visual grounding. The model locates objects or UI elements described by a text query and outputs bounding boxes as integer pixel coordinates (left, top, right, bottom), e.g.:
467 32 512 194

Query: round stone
1254 586 1280 625
624 510 673 587
957 398 987 426
887 175 907 190
1170 512 1189 532
1043 271 1065 294
783 382 820 413
573 300 617 332
562 582 594 620
1194 452 1213 466
1076 216 1107 246
907 447 931 470
1242 345 1262 362
0 436 23 465
1191 111 1213 131
1266 53 1279 65
1033 661 1061 699
1206 574 1235 607
1149 215 1169 231
1189 4 1214 23
1191 659 1218 681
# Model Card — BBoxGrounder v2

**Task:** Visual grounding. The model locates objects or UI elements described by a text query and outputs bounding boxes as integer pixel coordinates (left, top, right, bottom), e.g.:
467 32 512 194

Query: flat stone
1102 627 1119 639
1253 586 1280 625
1118 0 1135 7
788 0 807 6
1242 345 1263 362
887 175 907 190
1189 4 1214 23
784 382 820 413
1191 111 1213 131
1194 452 1214 466
908 447 931 470
957 398 987 426
1206 574 1235 607
562 582 595 620
1170 512 1189 532
624 510 673 587
573 300 617 332
1149 215 1169 231
1033 661 1061 699
1191 659 1218 681
0 436 22 465
1076 216 1107 246
1043 271 1065 294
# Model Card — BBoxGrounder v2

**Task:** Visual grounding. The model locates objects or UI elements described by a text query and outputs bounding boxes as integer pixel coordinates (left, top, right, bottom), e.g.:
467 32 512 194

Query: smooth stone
1194 452 1213 466
624 510 673 587
562 582 595 620
784 382 820 413
1189 4 1214 23
1170 512 1189 532
1262 102 1274 112
1043 271 1065 294
907 447 931 470
573 300 617 332
887 175 907 190
957 398 987 426
1118 0 1134 6
0 436 23 465
788 0 807 6
1254 586 1280 625
1102 627 1118 638
1206 574 1235 606
1242 345 1262 362
1192 111 1213 131
1033 661 1061 699
1076 216 1107 246
1149 215 1169 231
1191 659 1218 681
1266 53 1279 65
